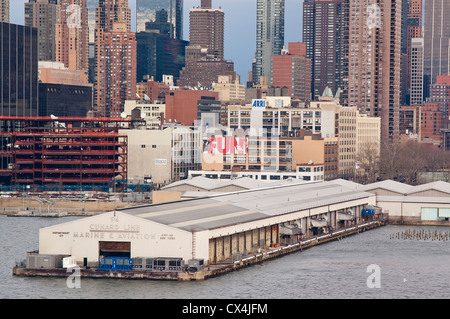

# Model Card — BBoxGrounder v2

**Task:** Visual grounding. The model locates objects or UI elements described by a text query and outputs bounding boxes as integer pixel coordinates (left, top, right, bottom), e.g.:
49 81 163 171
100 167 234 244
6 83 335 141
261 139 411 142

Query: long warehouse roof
161 176 298 192
331 179 450 196
118 181 375 232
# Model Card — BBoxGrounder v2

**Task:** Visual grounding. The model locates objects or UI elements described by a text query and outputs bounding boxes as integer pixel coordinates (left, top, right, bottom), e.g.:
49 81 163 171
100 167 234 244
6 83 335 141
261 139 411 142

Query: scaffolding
0 116 131 189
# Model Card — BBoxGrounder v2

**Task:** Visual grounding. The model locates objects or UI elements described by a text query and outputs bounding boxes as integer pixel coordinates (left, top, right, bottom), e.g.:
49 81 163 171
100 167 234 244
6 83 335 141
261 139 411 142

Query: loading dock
99 241 131 258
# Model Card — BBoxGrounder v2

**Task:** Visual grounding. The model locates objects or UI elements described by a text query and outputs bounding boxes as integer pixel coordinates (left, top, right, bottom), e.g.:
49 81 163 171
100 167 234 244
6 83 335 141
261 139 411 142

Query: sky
10 0 304 83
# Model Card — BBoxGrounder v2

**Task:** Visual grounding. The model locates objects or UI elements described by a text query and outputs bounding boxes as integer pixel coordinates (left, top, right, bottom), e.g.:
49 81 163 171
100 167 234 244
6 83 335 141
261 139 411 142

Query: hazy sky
10 0 304 82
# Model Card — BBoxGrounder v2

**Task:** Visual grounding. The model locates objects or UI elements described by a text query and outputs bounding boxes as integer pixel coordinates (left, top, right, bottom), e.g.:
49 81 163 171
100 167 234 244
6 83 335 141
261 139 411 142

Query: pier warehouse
37 181 377 267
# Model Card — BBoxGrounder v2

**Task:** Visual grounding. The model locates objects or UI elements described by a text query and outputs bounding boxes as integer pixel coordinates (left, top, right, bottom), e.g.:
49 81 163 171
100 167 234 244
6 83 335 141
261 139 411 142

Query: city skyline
10 0 304 83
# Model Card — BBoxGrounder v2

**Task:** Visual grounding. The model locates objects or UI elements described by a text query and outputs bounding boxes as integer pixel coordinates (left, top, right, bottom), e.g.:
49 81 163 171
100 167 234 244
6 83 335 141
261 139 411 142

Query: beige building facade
212 75 245 102
311 93 358 179
124 100 165 129
356 114 381 155
122 126 201 187
123 128 173 186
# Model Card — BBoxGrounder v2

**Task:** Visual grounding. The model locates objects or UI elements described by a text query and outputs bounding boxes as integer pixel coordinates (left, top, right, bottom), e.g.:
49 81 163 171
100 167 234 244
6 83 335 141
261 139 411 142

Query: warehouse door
99 241 131 258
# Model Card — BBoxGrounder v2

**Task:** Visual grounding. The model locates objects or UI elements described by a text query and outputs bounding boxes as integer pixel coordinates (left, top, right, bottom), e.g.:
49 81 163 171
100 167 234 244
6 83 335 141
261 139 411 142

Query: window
421 208 438 221
439 208 450 218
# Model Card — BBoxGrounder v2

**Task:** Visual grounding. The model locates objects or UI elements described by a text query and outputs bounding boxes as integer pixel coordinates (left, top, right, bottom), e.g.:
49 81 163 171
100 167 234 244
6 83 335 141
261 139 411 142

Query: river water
1 214 450 299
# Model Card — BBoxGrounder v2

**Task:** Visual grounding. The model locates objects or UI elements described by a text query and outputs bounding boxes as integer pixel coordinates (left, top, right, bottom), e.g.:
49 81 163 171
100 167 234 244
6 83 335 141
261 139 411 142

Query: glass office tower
423 0 450 99
87 0 98 43
254 0 285 85
136 0 183 39
0 22 39 117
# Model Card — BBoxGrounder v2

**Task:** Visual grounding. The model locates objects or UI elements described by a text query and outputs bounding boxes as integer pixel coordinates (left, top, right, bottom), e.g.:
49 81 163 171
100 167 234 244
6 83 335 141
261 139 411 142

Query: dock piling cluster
390 229 450 241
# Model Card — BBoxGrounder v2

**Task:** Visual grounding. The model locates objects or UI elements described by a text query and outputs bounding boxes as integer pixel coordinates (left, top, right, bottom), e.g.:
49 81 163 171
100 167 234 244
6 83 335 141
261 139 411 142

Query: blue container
99 257 133 271
362 209 375 216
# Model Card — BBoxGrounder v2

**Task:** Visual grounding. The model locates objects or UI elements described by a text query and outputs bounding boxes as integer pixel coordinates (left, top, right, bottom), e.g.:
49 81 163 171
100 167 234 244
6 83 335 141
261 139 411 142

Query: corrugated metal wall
208 225 279 263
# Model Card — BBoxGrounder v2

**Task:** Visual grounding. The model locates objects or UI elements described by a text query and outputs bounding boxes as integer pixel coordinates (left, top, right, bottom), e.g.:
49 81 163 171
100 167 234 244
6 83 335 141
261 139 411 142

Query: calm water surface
1 214 450 299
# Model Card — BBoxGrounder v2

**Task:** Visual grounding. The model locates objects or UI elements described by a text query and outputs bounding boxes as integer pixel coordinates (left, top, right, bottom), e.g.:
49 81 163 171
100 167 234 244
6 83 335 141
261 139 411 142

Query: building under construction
0 116 130 189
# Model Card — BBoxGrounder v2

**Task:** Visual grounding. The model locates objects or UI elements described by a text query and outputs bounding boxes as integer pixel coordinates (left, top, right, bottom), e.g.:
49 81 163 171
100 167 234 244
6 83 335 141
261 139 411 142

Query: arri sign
252 99 266 110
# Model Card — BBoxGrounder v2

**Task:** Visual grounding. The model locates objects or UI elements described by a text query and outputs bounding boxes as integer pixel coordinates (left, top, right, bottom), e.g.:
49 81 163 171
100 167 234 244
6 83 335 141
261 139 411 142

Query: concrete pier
13 220 385 281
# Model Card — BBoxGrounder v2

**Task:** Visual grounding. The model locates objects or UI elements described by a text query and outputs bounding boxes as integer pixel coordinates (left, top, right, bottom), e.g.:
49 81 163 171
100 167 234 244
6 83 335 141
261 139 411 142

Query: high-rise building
423 0 450 99
55 0 89 73
303 0 349 104
0 0 9 22
427 73 450 117
24 0 59 62
95 0 131 32
271 42 311 103
94 0 136 117
178 0 235 88
87 0 98 83
0 22 39 117
254 0 285 85
136 31 188 83
421 101 444 147
189 0 224 59
144 8 172 37
405 0 422 103
136 0 183 39
87 0 98 43
410 37 424 106
177 45 236 88
348 0 401 142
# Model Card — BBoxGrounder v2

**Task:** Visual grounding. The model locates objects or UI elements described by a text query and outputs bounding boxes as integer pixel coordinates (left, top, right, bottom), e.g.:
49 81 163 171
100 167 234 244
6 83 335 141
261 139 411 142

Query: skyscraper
423 0 450 99
254 0 285 85
178 0 235 88
410 37 424 106
136 31 188 83
87 0 98 43
55 0 89 73
24 0 59 62
136 0 183 39
403 0 422 104
0 22 39 116
303 0 349 104
189 0 224 59
87 0 98 83
94 0 136 117
348 0 402 142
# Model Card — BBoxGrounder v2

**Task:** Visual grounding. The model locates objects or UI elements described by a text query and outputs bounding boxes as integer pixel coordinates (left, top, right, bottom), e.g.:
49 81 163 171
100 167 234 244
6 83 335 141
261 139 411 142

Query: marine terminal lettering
89 224 141 232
